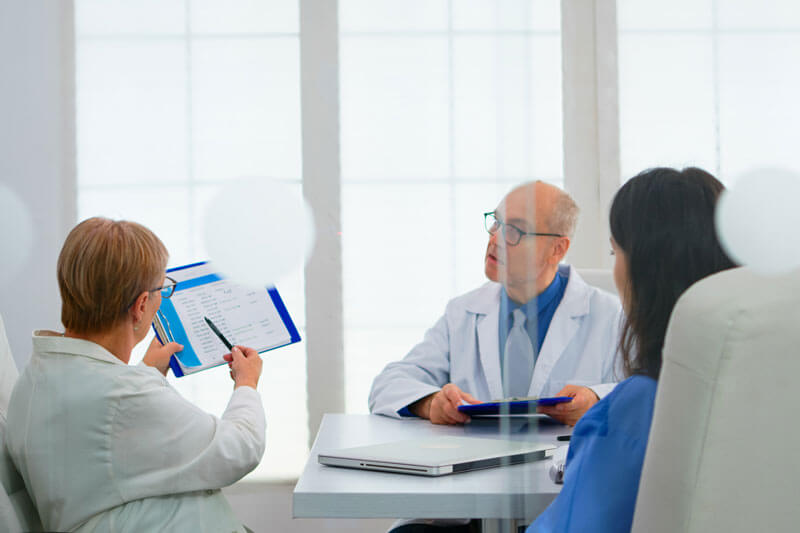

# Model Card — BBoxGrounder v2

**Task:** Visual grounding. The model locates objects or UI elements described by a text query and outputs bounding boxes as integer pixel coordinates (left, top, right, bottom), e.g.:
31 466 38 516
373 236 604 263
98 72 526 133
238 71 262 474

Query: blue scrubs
527 375 658 533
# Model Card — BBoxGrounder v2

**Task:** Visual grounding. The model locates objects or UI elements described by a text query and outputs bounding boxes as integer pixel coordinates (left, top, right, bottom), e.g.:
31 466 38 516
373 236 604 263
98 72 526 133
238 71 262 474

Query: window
75 0 586 480
75 0 307 480
338 0 563 412
618 0 800 185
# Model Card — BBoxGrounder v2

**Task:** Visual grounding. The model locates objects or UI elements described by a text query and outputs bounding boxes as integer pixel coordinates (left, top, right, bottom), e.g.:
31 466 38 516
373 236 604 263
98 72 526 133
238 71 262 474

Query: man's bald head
486 180 580 303
506 181 580 238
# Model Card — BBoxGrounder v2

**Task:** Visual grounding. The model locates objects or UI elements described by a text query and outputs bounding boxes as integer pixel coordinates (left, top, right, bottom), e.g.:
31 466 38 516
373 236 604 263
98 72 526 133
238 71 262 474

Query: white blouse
6 331 266 532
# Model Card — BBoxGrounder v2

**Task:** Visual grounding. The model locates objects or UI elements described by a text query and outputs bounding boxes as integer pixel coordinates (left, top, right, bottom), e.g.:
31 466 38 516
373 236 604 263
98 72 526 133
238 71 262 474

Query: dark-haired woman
527 167 737 533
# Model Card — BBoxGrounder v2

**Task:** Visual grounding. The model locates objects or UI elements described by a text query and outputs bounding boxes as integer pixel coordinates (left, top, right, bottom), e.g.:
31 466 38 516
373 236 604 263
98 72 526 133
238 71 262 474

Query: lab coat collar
528 265 591 395
460 283 504 398
554 264 592 318
463 265 589 317
464 282 502 315
474 289 503 399
32 330 127 366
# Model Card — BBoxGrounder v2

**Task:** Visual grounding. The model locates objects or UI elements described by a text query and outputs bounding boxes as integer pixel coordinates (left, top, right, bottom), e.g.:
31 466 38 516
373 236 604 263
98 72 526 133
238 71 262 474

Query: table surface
293 413 570 521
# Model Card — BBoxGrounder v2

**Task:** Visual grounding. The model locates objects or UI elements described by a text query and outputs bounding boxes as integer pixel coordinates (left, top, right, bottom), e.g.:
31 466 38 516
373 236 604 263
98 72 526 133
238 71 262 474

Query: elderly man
369 181 622 427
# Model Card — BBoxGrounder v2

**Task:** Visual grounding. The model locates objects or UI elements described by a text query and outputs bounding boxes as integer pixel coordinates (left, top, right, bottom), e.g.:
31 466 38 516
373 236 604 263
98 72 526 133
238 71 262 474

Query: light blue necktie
502 308 535 398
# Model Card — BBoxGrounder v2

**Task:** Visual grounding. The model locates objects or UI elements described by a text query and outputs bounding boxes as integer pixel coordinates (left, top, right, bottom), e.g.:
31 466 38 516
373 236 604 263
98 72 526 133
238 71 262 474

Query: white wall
0 0 76 369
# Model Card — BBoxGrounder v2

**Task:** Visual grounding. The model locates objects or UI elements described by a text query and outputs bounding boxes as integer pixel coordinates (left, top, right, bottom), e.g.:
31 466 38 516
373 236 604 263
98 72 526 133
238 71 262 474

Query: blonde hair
57 217 168 334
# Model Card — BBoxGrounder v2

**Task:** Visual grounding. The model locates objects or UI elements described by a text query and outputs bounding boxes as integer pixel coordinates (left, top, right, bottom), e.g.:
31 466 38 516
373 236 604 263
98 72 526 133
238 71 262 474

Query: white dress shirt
6 331 266 532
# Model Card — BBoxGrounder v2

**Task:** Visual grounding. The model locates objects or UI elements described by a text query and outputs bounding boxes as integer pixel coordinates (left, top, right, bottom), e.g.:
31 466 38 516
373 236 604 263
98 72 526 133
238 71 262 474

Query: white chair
0 314 42 532
0 314 17 419
577 268 617 296
631 267 800 533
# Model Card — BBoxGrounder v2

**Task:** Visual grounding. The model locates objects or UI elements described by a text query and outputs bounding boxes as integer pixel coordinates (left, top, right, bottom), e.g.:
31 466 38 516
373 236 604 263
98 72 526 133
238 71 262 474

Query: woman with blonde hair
6 217 265 532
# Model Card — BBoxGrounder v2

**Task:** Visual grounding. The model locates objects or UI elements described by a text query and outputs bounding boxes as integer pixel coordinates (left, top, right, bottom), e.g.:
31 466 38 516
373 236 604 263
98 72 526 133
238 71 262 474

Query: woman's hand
223 345 263 390
142 337 184 376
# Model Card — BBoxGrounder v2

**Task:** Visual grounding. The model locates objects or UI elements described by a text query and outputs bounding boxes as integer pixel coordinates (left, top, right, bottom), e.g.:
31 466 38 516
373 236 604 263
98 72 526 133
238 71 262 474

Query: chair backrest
576 268 617 296
0 314 18 420
0 315 42 532
631 267 800 533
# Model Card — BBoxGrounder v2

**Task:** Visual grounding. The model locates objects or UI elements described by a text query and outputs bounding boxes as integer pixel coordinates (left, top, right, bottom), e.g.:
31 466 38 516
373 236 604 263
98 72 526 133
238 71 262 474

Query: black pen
204 316 233 351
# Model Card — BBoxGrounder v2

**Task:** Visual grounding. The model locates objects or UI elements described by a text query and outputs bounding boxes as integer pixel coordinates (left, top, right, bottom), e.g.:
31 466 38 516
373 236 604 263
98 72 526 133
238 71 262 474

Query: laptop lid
318 436 555 476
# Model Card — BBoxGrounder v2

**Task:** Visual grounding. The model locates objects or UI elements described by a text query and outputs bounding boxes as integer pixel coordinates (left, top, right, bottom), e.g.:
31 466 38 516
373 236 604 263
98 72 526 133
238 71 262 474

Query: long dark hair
610 167 737 380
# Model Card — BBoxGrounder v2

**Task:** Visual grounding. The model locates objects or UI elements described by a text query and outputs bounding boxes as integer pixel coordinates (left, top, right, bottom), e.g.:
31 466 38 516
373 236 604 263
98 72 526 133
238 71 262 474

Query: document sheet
153 262 300 376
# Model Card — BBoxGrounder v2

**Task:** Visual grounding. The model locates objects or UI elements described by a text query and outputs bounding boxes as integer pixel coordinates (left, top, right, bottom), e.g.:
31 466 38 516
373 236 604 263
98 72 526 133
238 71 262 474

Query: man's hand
537 384 599 426
410 383 481 425
142 337 183 376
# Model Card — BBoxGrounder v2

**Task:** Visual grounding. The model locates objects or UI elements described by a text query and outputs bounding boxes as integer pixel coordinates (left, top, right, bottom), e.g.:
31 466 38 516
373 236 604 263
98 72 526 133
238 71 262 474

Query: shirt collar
32 330 126 366
501 272 564 317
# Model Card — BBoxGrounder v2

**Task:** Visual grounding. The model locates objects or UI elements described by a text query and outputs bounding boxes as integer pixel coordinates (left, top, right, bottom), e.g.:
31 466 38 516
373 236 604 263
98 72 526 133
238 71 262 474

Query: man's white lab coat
370 265 623 417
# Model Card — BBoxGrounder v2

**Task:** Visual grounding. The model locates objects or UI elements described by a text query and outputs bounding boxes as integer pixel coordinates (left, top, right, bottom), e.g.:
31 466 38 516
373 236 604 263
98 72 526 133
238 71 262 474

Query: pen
204 316 233 351
557 435 571 442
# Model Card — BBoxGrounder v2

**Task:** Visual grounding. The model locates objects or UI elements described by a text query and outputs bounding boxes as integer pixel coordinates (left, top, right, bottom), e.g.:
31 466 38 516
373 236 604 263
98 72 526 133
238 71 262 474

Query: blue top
527 375 658 533
498 270 568 373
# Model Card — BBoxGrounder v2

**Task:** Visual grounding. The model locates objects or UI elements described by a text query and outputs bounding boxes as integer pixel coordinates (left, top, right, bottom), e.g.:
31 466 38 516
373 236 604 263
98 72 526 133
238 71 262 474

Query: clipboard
457 396 573 416
151 261 301 377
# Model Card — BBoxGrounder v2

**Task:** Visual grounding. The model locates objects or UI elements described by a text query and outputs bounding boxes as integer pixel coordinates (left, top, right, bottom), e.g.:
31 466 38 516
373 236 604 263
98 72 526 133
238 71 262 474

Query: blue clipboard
457 396 573 416
152 261 301 377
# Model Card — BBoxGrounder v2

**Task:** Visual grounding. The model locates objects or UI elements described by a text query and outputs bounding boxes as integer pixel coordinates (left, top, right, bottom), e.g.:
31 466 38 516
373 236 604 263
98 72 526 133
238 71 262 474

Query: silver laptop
318 436 555 477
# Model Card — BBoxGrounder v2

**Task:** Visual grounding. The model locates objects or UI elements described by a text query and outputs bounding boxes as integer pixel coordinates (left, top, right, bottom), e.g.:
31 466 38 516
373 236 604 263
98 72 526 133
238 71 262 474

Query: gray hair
542 181 580 238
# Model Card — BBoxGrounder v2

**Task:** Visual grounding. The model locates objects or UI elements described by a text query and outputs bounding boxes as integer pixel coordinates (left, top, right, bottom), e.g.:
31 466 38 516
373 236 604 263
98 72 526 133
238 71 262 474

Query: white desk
293 414 570 531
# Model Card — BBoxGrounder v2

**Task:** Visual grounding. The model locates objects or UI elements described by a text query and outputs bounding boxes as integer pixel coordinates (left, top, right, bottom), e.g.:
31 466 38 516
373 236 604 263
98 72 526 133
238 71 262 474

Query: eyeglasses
483 211 563 246
152 276 178 299
125 276 178 311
